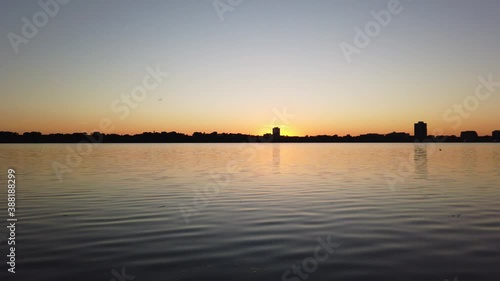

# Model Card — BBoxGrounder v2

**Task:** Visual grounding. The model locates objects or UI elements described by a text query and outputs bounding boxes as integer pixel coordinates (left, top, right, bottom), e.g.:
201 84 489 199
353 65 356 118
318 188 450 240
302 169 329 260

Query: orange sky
1 1 499 137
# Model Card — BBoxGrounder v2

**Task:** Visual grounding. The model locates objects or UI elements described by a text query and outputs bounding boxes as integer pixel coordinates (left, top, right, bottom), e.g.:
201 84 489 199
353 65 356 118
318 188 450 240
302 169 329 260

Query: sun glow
257 126 298 137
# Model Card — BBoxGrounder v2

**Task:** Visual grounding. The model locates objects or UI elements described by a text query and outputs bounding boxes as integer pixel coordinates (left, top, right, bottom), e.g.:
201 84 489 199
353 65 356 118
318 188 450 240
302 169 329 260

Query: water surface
0 143 499 281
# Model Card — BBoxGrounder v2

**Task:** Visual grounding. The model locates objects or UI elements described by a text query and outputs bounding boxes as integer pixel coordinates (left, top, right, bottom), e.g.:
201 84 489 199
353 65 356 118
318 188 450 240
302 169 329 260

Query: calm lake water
0 143 499 281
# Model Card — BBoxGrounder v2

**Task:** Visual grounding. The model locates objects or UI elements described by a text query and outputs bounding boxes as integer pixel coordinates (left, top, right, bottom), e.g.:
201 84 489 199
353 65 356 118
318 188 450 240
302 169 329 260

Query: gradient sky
1 0 499 136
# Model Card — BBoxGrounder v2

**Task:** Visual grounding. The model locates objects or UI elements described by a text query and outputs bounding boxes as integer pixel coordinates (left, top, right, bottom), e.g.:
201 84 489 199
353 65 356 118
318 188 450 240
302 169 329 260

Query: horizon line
2 129 499 138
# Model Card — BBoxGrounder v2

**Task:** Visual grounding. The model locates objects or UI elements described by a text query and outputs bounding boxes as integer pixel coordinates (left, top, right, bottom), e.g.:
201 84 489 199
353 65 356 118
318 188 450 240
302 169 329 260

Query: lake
0 143 499 281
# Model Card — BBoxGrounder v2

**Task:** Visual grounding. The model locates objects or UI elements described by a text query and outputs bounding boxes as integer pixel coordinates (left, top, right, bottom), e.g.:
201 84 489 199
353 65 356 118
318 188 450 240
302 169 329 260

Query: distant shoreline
1 131 498 143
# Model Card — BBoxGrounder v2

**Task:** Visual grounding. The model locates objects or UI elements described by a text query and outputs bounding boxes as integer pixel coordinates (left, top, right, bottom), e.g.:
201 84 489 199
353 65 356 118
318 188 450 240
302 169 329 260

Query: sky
1 0 499 136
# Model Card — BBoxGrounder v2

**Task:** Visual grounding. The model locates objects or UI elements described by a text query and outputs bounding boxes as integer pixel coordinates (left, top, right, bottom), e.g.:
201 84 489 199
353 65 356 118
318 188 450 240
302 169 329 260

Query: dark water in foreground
0 143 499 281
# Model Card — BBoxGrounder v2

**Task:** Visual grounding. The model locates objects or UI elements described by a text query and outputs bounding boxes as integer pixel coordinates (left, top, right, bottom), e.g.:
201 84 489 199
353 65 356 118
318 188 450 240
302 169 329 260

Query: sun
278 127 298 136
257 126 299 137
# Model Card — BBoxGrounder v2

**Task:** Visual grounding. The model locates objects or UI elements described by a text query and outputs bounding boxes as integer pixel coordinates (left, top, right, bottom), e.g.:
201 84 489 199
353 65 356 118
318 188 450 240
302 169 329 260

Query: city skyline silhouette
1 122 499 143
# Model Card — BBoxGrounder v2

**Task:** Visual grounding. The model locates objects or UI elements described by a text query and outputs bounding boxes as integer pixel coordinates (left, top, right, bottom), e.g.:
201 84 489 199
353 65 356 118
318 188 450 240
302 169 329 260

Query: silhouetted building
493 130 500 142
414 121 427 141
460 131 478 142
273 127 280 138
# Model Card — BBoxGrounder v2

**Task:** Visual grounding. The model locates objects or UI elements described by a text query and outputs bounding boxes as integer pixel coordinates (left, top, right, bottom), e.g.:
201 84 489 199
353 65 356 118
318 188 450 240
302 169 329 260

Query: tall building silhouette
273 127 280 139
414 121 427 141
492 130 500 142
460 131 478 142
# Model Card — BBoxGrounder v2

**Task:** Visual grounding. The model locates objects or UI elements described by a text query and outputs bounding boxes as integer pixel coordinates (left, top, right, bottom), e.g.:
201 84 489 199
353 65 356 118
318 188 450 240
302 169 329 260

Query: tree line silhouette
0 131 498 143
